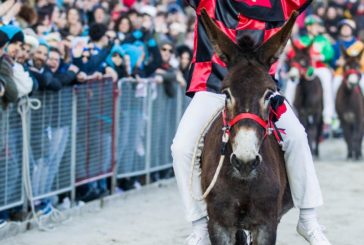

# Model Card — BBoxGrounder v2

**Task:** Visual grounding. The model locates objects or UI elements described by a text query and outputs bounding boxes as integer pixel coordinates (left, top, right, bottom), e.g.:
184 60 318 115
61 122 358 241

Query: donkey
335 46 364 160
288 42 323 157
199 9 297 245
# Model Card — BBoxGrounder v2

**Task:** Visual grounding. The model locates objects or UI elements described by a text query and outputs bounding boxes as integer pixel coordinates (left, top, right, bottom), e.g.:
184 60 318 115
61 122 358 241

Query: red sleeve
280 0 312 19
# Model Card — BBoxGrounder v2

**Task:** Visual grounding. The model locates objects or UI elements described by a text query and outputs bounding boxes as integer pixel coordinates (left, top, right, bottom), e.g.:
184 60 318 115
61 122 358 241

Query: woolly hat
0 25 24 43
304 15 322 27
106 45 126 68
24 35 39 51
338 19 356 32
0 30 9 48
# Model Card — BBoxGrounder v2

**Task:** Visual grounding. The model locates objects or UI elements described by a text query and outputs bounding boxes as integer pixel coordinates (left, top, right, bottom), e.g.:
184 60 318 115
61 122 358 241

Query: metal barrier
29 88 73 201
0 104 23 212
0 77 189 215
74 78 115 187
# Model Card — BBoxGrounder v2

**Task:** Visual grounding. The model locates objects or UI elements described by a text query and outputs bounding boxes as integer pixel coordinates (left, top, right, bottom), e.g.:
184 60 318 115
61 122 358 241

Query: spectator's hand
0 82 5 97
68 65 80 74
2 0 21 24
105 67 118 82
72 41 84 58
77 72 87 82
0 0 15 19
154 75 164 84
176 71 187 87
90 72 103 80
155 68 166 75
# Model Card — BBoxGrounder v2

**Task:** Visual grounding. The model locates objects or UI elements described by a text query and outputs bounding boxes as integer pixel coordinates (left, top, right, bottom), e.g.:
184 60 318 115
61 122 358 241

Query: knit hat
0 30 9 48
304 15 322 27
338 19 356 32
106 45 125 68
0 25 24 43
24 35 39 51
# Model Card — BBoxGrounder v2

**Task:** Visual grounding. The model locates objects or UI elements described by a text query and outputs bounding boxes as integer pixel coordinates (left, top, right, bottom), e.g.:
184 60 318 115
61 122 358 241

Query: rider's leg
276 101 331 245
314 67 334 125
171 91 225 244
283 78 298 105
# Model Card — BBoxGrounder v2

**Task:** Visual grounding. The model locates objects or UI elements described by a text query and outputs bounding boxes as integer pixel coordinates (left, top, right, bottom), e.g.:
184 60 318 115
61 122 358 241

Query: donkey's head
340 45 363 90
288 40 315 81
201 9 297 179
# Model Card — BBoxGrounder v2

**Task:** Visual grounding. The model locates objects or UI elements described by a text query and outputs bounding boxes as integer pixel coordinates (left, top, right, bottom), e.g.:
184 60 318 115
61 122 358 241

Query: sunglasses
161 47 173 53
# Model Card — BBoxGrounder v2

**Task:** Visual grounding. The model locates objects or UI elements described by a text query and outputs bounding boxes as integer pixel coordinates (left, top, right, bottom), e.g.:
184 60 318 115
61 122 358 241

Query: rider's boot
297 208 331 245
185 217 211 245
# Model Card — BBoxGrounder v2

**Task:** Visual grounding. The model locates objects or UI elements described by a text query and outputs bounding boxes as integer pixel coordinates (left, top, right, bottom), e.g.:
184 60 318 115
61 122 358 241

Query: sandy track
1 139 363 245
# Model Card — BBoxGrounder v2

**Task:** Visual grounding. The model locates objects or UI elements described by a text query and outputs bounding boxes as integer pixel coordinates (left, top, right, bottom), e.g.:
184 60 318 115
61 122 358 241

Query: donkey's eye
223 90 231 100
265 91 274 101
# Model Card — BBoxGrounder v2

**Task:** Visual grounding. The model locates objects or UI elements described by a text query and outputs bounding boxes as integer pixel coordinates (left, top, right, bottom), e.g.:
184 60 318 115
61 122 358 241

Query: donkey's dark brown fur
289 44 323 157
335 47 364 160
199 9 296 245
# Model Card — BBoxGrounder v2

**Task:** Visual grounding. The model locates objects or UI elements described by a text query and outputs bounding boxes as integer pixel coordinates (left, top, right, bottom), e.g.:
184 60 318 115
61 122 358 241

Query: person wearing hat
332 19 364 105
293 15 335 132
0 25 25 60
0 25 33 101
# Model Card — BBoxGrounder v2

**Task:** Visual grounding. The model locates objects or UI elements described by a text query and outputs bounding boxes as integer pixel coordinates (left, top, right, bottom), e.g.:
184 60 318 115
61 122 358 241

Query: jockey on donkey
335 46 364 160
287 40 324 157
172 1 331 245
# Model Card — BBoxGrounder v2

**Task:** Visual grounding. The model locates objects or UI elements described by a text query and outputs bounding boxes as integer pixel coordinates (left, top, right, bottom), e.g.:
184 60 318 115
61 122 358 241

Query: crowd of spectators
0 0 195 228
0 0 194 108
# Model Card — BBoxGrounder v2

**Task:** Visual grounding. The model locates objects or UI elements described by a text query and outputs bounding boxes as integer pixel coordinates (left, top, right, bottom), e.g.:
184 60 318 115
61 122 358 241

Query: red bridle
221 107 284 155
343 69 362 80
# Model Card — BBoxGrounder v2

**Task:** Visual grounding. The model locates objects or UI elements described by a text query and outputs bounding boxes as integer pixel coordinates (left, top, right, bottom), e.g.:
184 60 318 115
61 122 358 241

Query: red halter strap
344 69 361 79
228 113 268 129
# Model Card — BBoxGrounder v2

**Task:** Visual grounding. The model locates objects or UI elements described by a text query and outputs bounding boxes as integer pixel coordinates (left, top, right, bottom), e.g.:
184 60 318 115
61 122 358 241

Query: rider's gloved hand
270 94 286 122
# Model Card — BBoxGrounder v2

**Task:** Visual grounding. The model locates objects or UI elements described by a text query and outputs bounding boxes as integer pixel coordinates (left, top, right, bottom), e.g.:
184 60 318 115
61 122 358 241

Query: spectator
28 41 64 91
47 47 79 85
155 40 178 97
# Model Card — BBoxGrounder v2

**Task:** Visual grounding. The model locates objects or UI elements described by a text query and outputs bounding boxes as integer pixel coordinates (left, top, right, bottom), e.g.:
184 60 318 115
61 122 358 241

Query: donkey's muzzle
230 154 261 177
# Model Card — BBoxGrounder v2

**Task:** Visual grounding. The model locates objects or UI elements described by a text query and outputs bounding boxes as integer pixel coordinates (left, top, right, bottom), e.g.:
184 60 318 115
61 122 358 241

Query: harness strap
229 113 268 129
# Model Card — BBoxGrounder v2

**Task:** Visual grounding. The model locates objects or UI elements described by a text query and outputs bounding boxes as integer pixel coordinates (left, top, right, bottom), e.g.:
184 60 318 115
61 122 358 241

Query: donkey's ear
340 44 350 60
290 37 300 53
356 47 364 60
200 8 243 65
257 11 299 67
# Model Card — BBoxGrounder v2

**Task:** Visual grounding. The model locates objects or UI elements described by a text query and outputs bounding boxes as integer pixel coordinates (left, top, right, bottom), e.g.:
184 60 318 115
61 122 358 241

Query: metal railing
0 77 188 214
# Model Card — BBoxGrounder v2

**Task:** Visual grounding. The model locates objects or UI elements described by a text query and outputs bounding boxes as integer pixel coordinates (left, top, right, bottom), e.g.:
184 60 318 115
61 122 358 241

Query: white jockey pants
283 67 334 124
171 91 323 222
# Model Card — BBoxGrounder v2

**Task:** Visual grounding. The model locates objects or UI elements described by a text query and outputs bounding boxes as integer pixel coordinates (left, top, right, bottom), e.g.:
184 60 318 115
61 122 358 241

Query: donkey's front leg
252 223 278 245
208 220 237 245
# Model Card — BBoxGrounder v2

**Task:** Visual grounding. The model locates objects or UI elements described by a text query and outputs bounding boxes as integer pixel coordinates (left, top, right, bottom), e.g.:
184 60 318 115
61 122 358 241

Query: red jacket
186 0 312 97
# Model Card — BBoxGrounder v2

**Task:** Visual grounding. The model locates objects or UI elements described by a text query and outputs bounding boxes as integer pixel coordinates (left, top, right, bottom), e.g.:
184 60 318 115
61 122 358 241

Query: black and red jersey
186 0 312 97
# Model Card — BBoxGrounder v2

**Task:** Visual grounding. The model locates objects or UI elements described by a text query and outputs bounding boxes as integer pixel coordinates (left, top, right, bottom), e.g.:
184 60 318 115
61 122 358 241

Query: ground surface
1 139 363 245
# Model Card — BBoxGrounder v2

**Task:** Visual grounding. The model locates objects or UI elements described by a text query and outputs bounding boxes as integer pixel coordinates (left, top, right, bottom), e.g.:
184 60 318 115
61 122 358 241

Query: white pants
284 67 334 124
171 91 323 222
